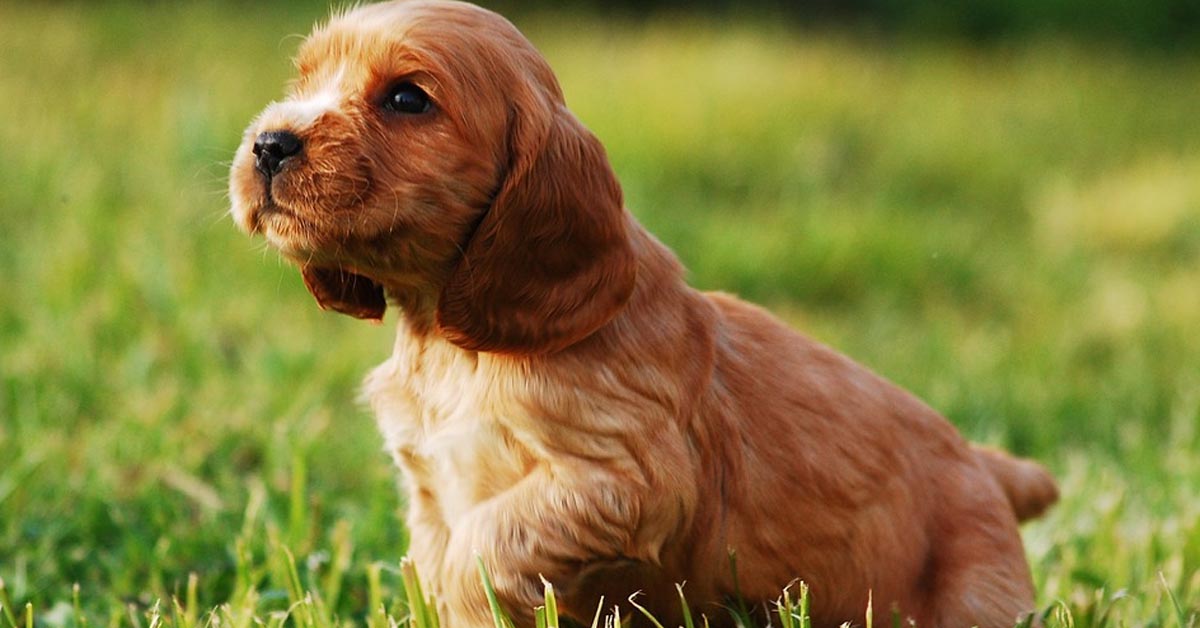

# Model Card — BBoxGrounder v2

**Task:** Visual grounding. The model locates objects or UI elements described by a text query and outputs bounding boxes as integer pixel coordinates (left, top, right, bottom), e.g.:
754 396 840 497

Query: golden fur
229 2 1059 627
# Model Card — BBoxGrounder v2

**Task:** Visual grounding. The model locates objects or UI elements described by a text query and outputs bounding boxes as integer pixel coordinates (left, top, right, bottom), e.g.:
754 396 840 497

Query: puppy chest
366 355 536 523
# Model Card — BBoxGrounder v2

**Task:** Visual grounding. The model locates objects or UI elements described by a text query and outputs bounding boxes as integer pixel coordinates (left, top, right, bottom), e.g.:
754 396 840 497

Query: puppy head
230 0 636 353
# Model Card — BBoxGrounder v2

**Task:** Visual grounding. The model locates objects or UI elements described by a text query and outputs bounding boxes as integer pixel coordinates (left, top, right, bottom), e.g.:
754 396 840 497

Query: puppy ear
437 97 637 354
301 265 386 322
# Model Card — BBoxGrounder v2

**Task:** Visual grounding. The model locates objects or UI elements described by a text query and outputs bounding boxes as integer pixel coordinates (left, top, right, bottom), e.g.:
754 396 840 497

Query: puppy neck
385 282 442 337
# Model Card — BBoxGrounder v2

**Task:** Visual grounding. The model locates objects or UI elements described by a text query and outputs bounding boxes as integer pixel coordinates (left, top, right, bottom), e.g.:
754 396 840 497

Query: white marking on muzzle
265 63 347 130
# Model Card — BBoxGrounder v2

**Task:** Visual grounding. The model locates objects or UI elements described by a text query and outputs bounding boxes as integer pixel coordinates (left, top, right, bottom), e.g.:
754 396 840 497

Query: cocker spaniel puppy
229 2 1058 627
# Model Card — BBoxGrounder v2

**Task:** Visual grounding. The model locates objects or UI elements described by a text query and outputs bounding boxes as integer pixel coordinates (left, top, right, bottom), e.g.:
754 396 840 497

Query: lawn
0 2 1197 627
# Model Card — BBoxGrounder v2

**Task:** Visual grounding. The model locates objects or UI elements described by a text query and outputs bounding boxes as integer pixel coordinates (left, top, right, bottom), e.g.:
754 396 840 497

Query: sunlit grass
0 2 1197 627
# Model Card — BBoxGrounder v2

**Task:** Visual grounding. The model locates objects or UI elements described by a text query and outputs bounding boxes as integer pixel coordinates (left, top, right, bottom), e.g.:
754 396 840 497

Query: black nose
253 130 302 177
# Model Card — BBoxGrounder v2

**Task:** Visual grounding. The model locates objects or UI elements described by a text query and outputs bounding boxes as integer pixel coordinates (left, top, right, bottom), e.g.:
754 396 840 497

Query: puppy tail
972 445 1059 522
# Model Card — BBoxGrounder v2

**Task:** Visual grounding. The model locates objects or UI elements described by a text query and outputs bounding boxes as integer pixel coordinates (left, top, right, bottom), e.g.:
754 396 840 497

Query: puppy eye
383 82 432 115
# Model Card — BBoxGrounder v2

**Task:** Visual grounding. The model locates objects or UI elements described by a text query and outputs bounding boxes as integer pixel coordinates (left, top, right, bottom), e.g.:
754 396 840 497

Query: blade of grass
171 597 188 628
278 546 315 628
776 581 812 628
775 584 795 628
126 603 143 628
240 480 267 540
282 546 306 604
539 576 559 628
589 596 606 628
799 581 811 628
1160 572 1194 628
367 563 389 628
186 573 199 628
428 592 441 628
308 588 332 628
1096 589 1130 628
323 520 353 612
147 601 163 628
1052 599 1076 628
400 557 434 628
288 453 309 552
627 592 666 628
233 538 252 603
225 587 260 628
475 556 512 628
0 578 17 628
677 583 696 628
72 584 87 628
727 549 753 628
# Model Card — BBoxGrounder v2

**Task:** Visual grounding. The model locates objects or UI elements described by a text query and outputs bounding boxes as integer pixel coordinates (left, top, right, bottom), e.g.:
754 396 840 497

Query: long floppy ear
436 96 637 354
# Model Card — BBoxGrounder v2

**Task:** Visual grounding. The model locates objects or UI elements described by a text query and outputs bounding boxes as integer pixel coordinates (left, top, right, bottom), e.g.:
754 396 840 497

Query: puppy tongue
301 265 386 322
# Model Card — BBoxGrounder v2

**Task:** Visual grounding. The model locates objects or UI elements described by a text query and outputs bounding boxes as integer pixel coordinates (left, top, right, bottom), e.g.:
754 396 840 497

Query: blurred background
0 1 1197 626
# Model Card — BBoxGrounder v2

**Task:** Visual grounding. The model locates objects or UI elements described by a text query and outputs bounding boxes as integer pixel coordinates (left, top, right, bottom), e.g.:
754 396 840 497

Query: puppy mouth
244 197 289 235
301 264 388 321
239 186 387 321
258 193 290 219
251 173 313 233
245 196 323 259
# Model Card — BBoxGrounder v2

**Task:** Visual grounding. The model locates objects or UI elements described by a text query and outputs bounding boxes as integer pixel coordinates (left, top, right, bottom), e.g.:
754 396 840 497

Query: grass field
1 2 1198 627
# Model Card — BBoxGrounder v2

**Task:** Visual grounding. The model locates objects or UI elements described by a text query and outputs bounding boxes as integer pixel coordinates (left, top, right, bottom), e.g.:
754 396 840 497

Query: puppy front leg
439 466 671 628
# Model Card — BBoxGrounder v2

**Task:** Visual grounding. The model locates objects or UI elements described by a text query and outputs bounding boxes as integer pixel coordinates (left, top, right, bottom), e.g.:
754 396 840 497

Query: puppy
229 2 1059 627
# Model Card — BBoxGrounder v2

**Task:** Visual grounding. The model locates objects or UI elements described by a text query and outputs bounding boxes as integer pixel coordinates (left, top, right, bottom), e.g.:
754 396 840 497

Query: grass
0 2 1198 627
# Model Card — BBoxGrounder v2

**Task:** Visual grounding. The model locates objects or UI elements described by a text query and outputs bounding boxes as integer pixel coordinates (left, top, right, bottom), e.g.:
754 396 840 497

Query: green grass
1 2 1198 627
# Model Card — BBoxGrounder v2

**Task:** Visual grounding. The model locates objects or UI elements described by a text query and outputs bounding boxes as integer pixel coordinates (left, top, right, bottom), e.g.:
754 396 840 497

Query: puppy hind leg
922 529 1037 628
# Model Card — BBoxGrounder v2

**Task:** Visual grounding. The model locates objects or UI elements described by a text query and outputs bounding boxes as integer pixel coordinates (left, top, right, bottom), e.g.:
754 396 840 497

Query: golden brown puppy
229 2 1059 627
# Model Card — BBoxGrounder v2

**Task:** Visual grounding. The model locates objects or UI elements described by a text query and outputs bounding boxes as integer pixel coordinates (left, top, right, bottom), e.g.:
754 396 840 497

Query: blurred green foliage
490 0 1200 49
865 0 1200 46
